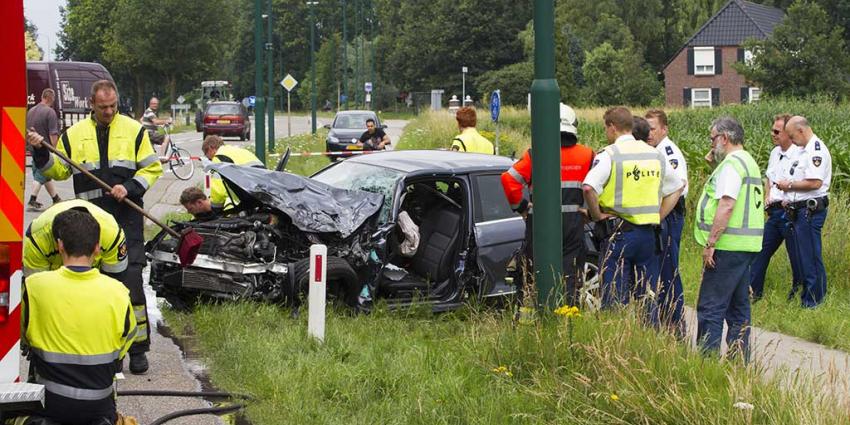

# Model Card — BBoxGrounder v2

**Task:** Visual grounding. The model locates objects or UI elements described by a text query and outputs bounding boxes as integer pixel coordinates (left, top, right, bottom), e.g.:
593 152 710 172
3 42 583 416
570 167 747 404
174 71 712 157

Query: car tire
246 129 251 140
239 132 246 141
292 256 359 307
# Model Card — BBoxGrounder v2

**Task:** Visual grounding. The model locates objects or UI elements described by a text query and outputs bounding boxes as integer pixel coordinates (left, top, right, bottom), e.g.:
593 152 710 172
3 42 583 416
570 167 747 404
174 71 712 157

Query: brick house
663 0 784 107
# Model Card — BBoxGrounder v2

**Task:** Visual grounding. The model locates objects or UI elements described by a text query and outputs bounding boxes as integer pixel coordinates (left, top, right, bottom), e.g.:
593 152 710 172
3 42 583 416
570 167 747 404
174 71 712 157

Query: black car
147 150 600 311
324 110 385 154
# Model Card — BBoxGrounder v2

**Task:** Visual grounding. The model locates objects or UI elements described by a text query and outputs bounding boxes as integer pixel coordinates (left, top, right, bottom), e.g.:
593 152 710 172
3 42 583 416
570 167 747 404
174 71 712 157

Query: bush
476 61 534 107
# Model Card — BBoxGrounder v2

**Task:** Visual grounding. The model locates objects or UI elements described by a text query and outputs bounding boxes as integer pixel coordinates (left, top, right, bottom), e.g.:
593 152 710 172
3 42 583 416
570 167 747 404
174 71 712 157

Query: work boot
26 197 43 212
129 353 149 375
51 195 61 205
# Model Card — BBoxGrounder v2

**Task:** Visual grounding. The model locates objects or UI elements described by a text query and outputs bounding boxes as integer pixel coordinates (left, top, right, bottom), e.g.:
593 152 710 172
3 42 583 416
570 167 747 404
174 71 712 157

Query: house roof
664 0 784 70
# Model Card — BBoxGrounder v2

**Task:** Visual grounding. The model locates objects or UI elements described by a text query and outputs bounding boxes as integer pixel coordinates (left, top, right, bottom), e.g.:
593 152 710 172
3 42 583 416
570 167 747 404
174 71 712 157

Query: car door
470 173 525 298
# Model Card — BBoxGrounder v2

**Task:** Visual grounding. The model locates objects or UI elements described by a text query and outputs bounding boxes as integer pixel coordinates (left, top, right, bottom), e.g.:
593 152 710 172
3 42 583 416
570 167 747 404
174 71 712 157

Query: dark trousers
520 212 586 306
93 197 150 353
696 250 756 361
749 206 801 299
659 209 685 334
599 225 661 326
792 207 828 308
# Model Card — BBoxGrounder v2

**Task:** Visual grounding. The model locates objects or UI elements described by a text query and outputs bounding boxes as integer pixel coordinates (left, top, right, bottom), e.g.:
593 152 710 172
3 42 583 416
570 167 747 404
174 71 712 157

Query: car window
334 113 375 129
473 174 516 223
207 104 241 115
312 161 403 222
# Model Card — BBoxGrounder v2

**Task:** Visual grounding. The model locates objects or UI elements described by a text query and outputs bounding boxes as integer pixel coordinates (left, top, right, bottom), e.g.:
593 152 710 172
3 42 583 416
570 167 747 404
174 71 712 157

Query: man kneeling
20 209 137 425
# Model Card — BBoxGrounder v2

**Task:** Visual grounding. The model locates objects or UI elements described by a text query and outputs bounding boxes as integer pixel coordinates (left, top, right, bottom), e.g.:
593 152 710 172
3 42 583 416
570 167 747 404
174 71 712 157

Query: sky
24 0 65 61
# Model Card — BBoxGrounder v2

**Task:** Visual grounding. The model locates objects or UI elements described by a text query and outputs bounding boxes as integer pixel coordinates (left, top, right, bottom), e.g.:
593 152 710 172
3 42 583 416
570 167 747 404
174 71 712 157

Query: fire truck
0 0 46 416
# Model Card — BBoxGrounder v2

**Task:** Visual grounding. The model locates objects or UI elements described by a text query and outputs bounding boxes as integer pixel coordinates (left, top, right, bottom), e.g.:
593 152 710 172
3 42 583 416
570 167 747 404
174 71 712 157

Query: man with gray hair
776 115 832 308
694 117 764 360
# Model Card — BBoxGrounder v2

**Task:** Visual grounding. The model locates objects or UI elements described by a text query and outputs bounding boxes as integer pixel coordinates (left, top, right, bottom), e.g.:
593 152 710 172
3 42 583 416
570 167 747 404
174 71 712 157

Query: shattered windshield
313 162 402 222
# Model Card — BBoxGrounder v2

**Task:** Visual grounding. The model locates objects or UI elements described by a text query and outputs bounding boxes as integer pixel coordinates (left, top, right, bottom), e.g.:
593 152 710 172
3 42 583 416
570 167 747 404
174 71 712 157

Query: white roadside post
308 244 327 343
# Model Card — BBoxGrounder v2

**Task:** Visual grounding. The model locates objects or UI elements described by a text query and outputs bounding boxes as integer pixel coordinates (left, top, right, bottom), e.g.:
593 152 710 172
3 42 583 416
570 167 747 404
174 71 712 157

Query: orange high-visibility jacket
501 144 595 213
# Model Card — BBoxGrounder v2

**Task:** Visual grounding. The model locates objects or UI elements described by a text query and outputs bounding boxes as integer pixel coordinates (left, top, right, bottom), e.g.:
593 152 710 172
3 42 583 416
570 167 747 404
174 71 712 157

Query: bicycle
160 124 195 180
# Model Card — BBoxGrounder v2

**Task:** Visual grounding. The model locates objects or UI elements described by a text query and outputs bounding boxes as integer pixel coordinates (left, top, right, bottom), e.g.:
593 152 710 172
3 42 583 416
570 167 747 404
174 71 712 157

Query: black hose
147 403 246 425
116 389 253 400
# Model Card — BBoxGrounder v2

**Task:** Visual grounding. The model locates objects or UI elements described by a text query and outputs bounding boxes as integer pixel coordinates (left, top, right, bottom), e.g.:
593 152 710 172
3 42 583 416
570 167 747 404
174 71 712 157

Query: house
663 0 784 107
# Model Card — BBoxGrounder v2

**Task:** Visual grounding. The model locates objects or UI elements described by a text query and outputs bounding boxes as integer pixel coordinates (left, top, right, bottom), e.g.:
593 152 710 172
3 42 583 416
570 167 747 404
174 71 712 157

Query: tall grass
165 303 848 424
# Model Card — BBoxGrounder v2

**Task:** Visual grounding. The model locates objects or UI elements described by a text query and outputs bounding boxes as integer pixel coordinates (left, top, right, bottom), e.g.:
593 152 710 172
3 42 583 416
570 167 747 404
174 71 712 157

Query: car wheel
292 256 359 307
239 132 246 141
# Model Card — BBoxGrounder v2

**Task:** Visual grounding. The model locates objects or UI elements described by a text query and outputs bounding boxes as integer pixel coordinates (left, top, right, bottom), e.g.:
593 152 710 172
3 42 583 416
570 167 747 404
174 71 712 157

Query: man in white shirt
776 116 832 308
583 107 684 326
645 109 688 335
750 114 803 301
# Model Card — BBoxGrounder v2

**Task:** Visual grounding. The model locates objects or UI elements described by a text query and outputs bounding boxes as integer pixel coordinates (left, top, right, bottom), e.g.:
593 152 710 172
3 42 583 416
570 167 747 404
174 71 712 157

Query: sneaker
51 195 62 205
26 199 44 212
129 353 149 375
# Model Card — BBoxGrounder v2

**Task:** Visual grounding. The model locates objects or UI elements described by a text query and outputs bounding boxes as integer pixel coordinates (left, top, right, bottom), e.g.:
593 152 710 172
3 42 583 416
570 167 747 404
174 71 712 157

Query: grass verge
164 303 848 424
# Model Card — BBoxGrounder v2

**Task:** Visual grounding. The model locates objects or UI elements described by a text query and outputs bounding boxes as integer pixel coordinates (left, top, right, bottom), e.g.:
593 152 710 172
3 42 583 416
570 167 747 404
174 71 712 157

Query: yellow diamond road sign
280 74 298 92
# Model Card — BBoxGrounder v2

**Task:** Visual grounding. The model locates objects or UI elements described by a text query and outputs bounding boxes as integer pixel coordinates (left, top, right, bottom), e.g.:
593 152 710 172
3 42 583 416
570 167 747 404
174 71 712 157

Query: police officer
451 107 495 154
777 116 832 308
27 79 161 375
21 210 136 425
501 103 594 306
694 117 764 360
644 109 688 334
749 114 803 300
202 134 266 211
582 107 684 325
24 199 127 279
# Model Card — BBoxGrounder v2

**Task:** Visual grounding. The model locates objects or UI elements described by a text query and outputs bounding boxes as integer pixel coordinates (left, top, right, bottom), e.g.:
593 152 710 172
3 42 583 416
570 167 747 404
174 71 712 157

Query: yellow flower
491 366 513 377
610 394 619 401
554 305 581 318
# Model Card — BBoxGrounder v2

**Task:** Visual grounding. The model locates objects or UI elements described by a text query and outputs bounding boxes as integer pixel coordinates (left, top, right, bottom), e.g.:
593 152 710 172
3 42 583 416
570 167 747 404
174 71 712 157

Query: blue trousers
749 206 802 299
599 225 661 326
697 250 756 361
792 207 828 308
659 210 685 334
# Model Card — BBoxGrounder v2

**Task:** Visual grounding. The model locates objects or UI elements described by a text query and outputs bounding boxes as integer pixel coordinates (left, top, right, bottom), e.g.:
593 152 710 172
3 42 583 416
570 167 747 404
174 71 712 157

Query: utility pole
531 0 562 309
369 0 375 111
254 0 266 163
266 0 275 152
309 1 318 134
341 0 347 110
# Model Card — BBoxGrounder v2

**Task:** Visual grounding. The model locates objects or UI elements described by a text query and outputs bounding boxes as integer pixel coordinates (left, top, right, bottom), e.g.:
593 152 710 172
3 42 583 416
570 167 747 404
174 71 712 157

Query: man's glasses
709 134 722 142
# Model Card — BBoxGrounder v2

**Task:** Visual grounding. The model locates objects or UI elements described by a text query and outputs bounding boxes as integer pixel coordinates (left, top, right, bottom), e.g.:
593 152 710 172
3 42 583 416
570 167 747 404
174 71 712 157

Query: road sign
462 66 468 73
247 96 256 107
364 82 373 93
280 74 298 92
490 90 501 123
177 95 185 104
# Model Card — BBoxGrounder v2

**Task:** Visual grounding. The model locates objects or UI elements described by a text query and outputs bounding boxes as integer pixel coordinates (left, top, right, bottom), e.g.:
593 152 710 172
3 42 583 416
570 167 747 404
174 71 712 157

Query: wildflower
610 394 619 401
491 366 513 377
554 305 581 318
733 401 754 411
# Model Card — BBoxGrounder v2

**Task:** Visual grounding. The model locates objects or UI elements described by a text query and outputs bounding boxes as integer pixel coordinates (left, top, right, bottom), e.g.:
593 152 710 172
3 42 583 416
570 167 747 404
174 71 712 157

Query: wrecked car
146 150 599 311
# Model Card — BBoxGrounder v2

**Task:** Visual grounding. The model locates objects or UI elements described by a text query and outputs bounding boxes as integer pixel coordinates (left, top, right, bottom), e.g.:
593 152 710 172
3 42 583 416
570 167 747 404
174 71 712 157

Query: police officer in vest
644 109 688 335
202 134 266 211
27 79 161 375
21 209 136 425
749 114 803 301
776 115 832 308
24 199 127 279
501 103 594 306
695 117 764 360
582 107 684 325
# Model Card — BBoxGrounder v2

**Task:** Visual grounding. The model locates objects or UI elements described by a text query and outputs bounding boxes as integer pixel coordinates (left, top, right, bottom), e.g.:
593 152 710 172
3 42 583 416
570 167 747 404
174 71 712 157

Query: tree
582 42 662 106
24 18 43 61
476 61 533 106
735 0 850 100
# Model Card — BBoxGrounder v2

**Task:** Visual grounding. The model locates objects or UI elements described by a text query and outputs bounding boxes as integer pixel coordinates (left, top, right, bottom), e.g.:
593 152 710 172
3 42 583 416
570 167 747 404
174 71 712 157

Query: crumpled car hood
207 163 384 238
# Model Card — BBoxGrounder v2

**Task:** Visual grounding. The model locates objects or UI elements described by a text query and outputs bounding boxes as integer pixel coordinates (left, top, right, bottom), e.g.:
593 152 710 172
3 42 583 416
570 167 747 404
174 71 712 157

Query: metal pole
267 0 275 152
531 0 562 309
254 0 266 163
287 91 291 137
462 69 465 106
342 0 347 110
309 2 318 135
369 0 375 110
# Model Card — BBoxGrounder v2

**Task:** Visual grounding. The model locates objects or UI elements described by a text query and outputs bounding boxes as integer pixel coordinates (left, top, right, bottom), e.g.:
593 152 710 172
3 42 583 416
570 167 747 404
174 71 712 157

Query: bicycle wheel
169 147 195 180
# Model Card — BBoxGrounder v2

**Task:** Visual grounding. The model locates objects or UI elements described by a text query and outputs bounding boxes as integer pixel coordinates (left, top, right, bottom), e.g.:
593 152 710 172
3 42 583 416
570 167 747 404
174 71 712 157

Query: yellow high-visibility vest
598 139 665 225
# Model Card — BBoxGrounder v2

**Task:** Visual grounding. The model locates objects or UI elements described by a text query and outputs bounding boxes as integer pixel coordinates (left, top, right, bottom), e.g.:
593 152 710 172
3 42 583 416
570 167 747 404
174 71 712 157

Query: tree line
48 0 850 114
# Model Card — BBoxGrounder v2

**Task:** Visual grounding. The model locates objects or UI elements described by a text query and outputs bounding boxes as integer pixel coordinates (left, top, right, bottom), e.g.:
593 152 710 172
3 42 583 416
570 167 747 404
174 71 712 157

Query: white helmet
559 103 578 135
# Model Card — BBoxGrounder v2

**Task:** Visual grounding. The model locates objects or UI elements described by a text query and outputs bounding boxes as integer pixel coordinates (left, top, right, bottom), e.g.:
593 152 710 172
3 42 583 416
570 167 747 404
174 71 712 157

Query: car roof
335 110 376 115
344 150 513 174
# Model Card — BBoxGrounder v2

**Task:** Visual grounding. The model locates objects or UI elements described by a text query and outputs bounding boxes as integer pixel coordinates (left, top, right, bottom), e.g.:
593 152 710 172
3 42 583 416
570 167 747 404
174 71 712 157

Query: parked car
147 150 600 311
201 101 250 140
324 110 385 155
26 61 114 130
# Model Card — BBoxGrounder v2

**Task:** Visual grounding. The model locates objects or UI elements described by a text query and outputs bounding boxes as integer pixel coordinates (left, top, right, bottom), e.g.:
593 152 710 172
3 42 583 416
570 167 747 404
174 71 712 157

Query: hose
147 404 246 425
116 389 253 400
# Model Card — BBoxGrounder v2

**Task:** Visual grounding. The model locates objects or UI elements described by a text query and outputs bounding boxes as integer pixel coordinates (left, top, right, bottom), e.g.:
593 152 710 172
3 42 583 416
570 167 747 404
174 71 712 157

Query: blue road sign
490 90 501 123
248 95 256 107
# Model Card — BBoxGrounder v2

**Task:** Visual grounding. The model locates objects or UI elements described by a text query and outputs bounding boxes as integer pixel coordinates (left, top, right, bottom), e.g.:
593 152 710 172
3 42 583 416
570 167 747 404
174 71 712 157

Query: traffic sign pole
491 90 501 156
281 75 299 139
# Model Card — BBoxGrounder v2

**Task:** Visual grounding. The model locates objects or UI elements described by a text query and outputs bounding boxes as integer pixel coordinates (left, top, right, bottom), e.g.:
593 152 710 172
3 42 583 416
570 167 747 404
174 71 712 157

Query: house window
744 49 754 66
694 47 715 75
749 87 761 103
692 88 712 108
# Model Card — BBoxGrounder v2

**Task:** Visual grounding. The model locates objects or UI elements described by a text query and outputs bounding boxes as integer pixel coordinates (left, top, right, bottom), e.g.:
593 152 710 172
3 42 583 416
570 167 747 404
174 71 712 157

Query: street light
254 0 266 163
462 66 468 107
266 0 275 152
308 1 319 134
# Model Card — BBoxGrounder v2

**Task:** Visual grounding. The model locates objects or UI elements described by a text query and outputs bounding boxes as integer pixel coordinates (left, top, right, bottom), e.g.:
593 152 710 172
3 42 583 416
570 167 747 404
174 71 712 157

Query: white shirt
714 162 743 200
655 137 689 197
765 144 804 203
583 135 684 197
787 134 831 201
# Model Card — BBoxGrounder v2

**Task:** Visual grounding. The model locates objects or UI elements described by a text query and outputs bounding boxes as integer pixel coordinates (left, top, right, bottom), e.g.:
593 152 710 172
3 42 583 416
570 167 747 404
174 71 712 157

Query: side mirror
323 123 332 129
275 147 292 172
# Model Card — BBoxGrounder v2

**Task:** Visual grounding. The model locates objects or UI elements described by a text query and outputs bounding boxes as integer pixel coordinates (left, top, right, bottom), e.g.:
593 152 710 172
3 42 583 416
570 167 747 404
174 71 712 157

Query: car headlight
328 136 339 143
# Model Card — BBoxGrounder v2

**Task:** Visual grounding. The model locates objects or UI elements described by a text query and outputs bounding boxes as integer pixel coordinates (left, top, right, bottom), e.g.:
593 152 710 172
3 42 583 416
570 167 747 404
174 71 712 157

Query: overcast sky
24 0 65 61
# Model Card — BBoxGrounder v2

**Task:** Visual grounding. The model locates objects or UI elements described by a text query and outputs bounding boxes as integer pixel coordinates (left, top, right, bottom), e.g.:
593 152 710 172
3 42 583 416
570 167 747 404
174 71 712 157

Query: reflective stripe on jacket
501 144 594 213
599 140 665 225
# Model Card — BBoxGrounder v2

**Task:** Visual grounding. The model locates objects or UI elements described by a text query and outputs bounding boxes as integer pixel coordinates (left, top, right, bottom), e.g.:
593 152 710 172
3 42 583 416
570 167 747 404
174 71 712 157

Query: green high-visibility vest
694 150 764 252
